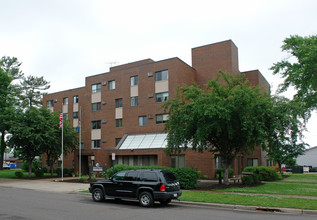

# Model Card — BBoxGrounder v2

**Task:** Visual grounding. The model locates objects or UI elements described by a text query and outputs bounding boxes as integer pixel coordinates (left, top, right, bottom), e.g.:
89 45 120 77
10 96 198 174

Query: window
63 97 68 105
126 171 138 181
141 172 158 182
156 114 168 124
115 138 122 147
170 155 185 168
215 155 223 169
92 83 101 93
155 70 168 81
112 171 126 181
92 140 101 148
139 116 147 126
108 80 115 90
73 112 78 119
155 92 168 103
91 102 101 111
116 119 122 128
247 158 258 167
92 120 101 129
115 98 123 108
47 100 53 107
130 96 138 106
130 76 138 86
73 96 79 103
63 113 68 120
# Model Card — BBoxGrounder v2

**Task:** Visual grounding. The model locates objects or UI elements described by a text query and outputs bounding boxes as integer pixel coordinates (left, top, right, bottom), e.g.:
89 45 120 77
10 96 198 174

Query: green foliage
78 178 88 183
106 164 200 189
15 171 23 178
243 166 282 181
241 174 261 185
271 35 317 112
34 169 44 177
162 72 273 184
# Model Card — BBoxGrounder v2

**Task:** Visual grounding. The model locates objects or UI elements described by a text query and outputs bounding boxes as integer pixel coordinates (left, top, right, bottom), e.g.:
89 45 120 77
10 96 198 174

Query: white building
296 146 317 167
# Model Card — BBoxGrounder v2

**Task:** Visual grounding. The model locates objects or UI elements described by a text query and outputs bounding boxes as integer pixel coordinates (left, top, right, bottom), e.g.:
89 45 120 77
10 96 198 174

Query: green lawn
0 169 57 178
180 191 317 210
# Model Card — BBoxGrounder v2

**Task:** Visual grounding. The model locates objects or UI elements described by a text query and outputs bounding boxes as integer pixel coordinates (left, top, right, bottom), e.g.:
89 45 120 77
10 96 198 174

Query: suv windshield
161 170 177 182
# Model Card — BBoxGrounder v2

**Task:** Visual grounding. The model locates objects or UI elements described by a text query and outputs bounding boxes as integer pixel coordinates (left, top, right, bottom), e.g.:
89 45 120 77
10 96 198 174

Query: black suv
89 169 182 207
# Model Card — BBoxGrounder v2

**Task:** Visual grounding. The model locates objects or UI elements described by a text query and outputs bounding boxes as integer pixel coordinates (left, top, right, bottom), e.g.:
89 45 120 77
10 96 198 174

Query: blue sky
1 0 316 147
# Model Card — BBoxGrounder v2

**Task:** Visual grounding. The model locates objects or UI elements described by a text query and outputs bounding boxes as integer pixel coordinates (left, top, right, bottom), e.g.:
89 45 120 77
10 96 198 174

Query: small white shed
296 146 317 167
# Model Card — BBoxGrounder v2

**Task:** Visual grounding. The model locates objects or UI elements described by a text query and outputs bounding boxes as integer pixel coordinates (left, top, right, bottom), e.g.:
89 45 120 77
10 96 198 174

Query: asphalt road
0 186 316 220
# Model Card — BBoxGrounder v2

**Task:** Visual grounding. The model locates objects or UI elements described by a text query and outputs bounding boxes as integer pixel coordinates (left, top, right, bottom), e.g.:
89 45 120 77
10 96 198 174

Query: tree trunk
50 161 54 177
0 131 6 170
223 165 230 185
28 161 32 178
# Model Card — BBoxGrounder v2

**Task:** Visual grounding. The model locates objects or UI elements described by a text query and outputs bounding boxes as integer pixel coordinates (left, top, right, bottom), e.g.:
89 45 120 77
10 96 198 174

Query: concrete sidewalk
0 177 90 193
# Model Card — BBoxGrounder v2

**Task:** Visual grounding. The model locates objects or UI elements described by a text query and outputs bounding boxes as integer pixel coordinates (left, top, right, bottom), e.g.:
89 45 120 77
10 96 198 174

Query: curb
171 200 317 215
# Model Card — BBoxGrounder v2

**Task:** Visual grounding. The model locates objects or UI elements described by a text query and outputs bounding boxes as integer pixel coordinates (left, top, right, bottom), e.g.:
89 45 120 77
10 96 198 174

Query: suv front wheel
139 191 154 207
92 188 105 202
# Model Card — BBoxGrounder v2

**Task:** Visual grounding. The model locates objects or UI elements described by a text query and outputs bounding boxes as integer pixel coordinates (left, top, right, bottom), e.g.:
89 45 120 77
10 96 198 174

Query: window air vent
53 99 57 103
148 93 153 98
102 101 106 105
102 120 107 124
147 72 153 77
102 81 107 86
148 114 153 119
102 138 107 143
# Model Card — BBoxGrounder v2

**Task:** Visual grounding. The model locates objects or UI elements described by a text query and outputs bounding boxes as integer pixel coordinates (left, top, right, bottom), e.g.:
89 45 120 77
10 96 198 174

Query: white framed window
138 116 147 126
91 102 101 111
131 76 138 86
92 120 101 129
92 83 101 93
73 96 79 103
63 97 68 105
170 155 185 168
130 96 138 106
116 119 122 128
115 98 123 108
215 155 223 169
92 140 101 148
155 70 168 81
155 92 168 103
156 114 168 124
73 112 78 119
108 80 115 90
247 158 258 167
47 100 53 107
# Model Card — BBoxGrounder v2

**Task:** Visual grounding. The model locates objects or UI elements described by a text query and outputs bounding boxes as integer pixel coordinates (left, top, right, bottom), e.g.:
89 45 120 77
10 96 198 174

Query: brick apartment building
42 40 270 178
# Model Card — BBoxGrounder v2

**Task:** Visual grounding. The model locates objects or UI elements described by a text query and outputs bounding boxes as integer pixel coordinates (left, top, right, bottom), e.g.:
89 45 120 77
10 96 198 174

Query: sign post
112 153 115 176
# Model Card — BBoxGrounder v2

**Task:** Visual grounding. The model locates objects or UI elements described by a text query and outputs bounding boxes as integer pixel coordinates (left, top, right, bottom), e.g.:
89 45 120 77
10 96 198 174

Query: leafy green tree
40 109 78 176
266 96 306 172
19 75 50 108
163 72 272 185
9 107 78 177
271 35 317 113
0 56 23 170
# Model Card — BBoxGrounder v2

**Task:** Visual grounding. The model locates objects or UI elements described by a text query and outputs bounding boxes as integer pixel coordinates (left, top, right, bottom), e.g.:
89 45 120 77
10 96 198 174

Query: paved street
0 180 316 220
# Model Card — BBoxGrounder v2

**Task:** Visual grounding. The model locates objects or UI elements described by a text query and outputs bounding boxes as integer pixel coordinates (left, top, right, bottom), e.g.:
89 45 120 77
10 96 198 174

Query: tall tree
271 35 317 113
163 72 272 185
266 96 306 172
19 75 50 108
0 56 23 170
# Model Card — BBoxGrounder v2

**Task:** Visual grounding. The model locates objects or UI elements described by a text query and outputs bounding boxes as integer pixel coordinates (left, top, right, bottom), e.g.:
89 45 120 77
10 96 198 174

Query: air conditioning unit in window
102 81 107 86
102 120 107 124
148 114 153 119
148 93 153 98
147 72 153 77
102 101 106 105
53 99 57 103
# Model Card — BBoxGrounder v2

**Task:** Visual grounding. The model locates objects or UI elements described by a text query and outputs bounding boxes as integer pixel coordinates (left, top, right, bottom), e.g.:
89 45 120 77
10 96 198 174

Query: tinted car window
141 172 158 182
126 171 138 181
112 171 126 181
161 171 177 182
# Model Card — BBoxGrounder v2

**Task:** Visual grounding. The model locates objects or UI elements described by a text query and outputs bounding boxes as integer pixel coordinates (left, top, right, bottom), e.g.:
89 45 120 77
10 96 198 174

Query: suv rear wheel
92 188 105 202
139 191 154 207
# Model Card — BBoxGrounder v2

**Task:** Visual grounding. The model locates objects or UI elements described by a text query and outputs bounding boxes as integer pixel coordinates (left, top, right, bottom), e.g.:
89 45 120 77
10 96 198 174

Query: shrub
241 173 261 185
78 178 88 183
243 166 281 181
34 169 44 177
106 164 200 189
15 171 23 178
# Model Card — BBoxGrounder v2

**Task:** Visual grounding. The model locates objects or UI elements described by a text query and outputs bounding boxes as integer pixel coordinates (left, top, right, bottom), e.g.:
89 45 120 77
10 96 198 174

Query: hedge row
242 166 282 185
106 164 200 189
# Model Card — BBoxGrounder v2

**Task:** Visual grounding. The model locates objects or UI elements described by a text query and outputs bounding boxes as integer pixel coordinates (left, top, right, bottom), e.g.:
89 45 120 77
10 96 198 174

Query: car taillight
160 184 166 192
